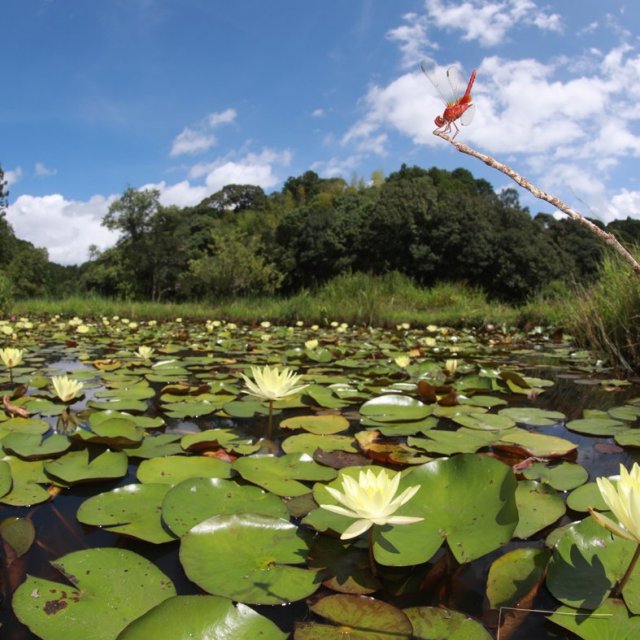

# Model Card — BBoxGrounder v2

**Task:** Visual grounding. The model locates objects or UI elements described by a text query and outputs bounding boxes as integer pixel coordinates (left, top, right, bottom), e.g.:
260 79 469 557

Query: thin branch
433 129 640 275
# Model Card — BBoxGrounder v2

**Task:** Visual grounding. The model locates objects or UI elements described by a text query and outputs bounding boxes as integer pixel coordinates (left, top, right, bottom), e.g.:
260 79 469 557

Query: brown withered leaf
2 395 30 418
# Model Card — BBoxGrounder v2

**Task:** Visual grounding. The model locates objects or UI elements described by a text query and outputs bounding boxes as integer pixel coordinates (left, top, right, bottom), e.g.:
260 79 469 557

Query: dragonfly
421 62 477 138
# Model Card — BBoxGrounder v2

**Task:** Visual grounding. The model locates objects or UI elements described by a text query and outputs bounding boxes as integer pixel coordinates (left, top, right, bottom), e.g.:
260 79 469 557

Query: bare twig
433 129 640 275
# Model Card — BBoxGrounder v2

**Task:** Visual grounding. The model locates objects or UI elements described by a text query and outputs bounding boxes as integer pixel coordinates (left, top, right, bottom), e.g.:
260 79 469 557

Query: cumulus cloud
386 12 432 68
424 0 562 48
170 107 237 157
7 194 119 265
4 167 23 186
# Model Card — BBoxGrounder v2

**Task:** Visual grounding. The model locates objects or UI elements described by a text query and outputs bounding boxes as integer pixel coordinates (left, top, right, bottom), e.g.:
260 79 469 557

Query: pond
1 317 640 639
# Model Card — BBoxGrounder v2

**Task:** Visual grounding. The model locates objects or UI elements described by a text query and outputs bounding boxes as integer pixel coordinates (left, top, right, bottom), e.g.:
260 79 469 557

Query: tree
0 164 8 213
198 184 267 213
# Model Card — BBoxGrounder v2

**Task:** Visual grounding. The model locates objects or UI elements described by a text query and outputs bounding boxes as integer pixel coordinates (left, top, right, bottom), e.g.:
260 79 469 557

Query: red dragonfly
421 62 477 138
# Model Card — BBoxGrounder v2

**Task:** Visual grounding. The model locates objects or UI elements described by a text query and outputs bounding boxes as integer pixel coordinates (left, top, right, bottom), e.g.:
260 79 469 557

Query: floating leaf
550 598 640 639
359 395 431 422
162 477 288 537
404 606 492 640
295 594 413 639
233 453 336 496
13 548 176 640
77 483 177 543
45 449 128 484
0 516 35 557
179 513 320 605
513 480 565 539
521 461 589 491
280 414 350 434
137 455 233 484
118 595 287 640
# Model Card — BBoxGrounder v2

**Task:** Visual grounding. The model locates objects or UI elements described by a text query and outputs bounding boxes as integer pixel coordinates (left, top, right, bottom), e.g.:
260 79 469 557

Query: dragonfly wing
421 61 456 104
460 103 476 126
445 66 469 102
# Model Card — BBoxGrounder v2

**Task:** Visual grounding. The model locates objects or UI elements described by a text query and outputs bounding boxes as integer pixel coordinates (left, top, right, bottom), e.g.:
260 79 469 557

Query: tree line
1 162 639 305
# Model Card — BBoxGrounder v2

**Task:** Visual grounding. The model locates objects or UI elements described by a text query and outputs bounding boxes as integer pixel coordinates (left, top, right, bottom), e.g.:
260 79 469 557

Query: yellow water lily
591 463 640 543
319 467 424 540
241 365 308 402
136 346 154 360
0 348 24 368
51 375 84 403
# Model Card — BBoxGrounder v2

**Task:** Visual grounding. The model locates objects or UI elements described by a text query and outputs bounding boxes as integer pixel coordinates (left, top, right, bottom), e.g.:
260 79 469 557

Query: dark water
1 348 639 639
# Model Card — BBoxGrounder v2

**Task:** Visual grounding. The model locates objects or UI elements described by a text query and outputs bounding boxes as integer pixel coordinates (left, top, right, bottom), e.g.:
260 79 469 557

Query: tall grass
10 273 520 327
563 249 640 371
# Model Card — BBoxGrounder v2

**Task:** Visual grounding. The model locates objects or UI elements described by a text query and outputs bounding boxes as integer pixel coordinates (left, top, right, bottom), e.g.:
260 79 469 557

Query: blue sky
2 0 640 264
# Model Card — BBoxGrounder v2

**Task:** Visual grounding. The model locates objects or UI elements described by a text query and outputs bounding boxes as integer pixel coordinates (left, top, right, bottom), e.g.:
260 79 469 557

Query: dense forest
1 162 639 305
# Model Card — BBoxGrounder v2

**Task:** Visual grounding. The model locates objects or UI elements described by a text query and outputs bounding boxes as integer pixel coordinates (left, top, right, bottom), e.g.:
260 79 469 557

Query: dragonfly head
434 115 445 127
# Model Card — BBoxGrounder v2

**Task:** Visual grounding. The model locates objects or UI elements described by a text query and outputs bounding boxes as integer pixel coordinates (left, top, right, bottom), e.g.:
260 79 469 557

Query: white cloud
386 12 432 68
607 190 640 223
5 166 23 186
311 154 363 178
312 108 326 118
207 108 237 127
34 162 57 177
170 128 217 156
7 193 119 265
170 107 237 157
424 0 562 48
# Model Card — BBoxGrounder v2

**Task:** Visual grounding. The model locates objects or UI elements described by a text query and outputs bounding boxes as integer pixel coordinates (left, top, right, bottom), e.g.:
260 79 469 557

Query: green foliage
564 248 640 370
0 270 13 314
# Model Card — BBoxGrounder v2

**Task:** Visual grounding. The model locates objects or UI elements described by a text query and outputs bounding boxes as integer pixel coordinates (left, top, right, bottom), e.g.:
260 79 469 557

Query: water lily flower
0 348 24 368
305 339 319 350
51 375 84 403
445 359 458 374
591 463 640 543
394 355 410 368
241 365 308 402
136 346 154 360
319 467 424 540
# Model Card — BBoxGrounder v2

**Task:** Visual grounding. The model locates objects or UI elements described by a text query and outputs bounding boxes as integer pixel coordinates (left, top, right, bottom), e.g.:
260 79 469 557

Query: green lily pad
360 394 431 422
0 516 35 557
2 432 71 460
550 598 640 639
0 417 50 435
44 449 128 484
404 606 493 640
614 429 640 447
180 428 260 455
452 412 516 431
546 516 636 610
118 595 287 640
179 513 320 605
13 548 176 640
486 546 550 609
497 407 565 426
280 414 350 434
85 412 145 445
0 456 50 506
565 418 627 436
0 459 12 497
522 461 589 491
295 594 413 639
77 483 177 543
124 434 184 459
514 480 565 539
232 453 336 497
408 428 496 456
608 404 640 422
496 428 577 457
566 482 608 512
137 455 233 484
162 477 289 537
374 454 518 566
281 433 358 455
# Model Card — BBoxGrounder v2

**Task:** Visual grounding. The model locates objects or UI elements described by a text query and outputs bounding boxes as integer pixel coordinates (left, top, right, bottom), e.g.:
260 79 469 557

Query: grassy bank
10 272 533 328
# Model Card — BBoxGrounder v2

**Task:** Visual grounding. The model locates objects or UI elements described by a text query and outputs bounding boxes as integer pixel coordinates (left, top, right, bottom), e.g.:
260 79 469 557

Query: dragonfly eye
434 115 445 127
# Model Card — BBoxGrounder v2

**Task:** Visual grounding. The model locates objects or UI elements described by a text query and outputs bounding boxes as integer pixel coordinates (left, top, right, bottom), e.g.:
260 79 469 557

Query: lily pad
486 546 550 609
0 516 35 557
521 461 589 491
281 433 358 455
514 480 565 539
550 598 640 639
295 594 413 639
232 453 336 497
497 407 565 427
77 483 177 543
565 418 627 437
280 414 350 435
0 456 51 506
404 606 493 640
118 595 287 640
137 455 233 484
2 432 71 460
13 548 176 640
179 513 320 604
162 477 289 537
44 449 128 484
360 395 431 422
